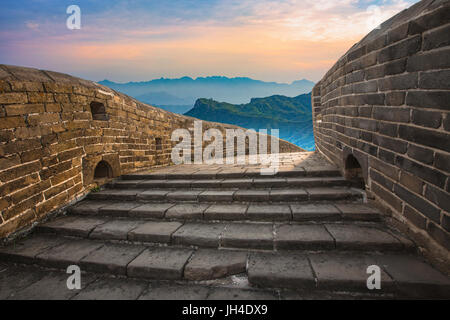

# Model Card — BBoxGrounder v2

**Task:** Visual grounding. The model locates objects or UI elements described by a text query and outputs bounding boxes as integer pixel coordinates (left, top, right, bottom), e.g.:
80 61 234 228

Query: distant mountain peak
99 76 315 106
184 93 314 151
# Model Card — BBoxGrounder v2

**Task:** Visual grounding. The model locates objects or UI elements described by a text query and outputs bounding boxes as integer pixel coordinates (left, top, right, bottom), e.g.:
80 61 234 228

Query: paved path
1 152 449 299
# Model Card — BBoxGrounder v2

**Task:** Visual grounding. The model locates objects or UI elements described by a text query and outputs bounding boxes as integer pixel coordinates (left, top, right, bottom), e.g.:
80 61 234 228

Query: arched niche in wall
82 154 120 187
344 154 366 189
94 160 113 179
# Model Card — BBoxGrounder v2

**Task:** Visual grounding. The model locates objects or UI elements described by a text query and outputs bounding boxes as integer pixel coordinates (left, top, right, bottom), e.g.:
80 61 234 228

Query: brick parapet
312 0 450 270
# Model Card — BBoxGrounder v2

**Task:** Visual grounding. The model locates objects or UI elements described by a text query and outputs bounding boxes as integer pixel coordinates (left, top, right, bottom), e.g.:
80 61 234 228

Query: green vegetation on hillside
184 93 315 150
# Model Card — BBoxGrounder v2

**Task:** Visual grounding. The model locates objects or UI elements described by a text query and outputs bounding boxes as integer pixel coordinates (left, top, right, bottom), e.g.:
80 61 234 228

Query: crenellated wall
312 0 449 268
0 64 301 239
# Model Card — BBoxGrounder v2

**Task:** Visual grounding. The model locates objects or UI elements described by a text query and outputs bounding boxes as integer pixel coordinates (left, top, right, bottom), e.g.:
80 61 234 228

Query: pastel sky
0 0 419 83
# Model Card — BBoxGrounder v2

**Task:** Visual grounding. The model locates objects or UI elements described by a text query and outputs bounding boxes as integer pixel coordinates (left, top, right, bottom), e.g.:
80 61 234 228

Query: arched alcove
94 160 112 179
344 154 365 189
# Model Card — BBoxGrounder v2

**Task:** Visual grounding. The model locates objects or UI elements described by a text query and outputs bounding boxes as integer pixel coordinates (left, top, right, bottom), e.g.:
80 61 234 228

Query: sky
0 0 419 83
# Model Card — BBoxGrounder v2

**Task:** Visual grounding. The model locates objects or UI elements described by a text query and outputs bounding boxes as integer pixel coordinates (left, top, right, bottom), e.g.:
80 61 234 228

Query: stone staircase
1 153 449 299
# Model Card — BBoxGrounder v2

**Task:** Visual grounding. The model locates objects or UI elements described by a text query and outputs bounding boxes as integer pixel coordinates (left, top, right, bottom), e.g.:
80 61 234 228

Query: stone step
107 177 351 190
68 201 381 222
247 252 450 299
0 235 246 281
34 215 412 252
86 187 362 203
121 167 341 180
0 235 447 298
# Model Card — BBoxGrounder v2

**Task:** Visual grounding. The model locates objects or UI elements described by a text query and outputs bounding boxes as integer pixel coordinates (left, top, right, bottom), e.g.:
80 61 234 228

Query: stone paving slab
80 243 145 275
306 188 358 201
335 204 381 221
172 223 226 247
9 272 97 300
373 254 450 298
98 202 141 217
35 240 104 269
191 171 220 179
136 190 170 201
221 179 253 188
325 224 404 251
0 266 46 299
164 180 194 188
199 190 236 202
127 247 194 280
221 223 273 249
252 178 287 188
276 167 306 177
167 190 202 201
204 204 248 221
192 180 225 188
206 287 279 300
216 171 247 179
129 203 175 219
233 190 270 202
139 284 210 300
138 180 170 188
184 249 247 280
275 224 335 250
287 177 349 187
248 252 315 289
165 173 196 180
246 204 291 221
89 189 143 201
109 180 144 188
90 220 143 240
290 204 341 221
269 189 308 202
309 253 395 292
37 216 108 237
0 235 67 264
303 167 340 177
166 204 210 220
68 201 111 215
128 221 183 243
72 278 148 300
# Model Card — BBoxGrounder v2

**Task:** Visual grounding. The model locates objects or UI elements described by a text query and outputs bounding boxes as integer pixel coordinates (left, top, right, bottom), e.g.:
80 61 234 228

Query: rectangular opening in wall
155 137 163 151
90 101 109 121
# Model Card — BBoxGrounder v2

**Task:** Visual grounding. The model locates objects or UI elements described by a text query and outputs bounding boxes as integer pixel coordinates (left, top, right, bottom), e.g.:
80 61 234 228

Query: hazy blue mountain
98 76 315 111
135 91 193 106
184 93 315 151
153 105 193 114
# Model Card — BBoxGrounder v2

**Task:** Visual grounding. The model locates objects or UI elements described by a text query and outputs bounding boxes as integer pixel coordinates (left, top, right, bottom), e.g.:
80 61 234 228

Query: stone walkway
1 152 449 299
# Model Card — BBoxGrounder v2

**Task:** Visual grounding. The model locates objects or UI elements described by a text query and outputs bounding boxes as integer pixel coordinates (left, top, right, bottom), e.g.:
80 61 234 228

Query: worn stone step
108 177 351 190
68 201 381 222
1 235 447 298
87 187 362 203
34 215 410 252
0 235 247 281
247 252 450 298
121 167 341 180
0 262 406 300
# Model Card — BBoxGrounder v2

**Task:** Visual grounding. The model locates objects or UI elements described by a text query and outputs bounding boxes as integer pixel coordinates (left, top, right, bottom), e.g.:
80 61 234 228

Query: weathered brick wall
312 0 449 267
0 65 301 239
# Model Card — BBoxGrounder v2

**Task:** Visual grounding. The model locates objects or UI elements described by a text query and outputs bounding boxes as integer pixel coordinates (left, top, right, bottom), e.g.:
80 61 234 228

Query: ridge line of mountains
99 76 315 151
185 93 314 151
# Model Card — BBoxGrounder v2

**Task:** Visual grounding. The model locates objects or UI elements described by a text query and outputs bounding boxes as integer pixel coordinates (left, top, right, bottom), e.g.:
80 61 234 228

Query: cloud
25 21 40 31
0 0 419 83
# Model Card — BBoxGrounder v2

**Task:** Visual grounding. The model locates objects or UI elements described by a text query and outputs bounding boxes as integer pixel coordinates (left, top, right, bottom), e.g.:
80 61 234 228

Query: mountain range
99 76 315 113
184 93 315 151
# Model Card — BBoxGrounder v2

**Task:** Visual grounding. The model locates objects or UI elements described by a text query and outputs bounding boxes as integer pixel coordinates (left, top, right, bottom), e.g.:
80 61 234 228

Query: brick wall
0 65 301 239
312 0 449 267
